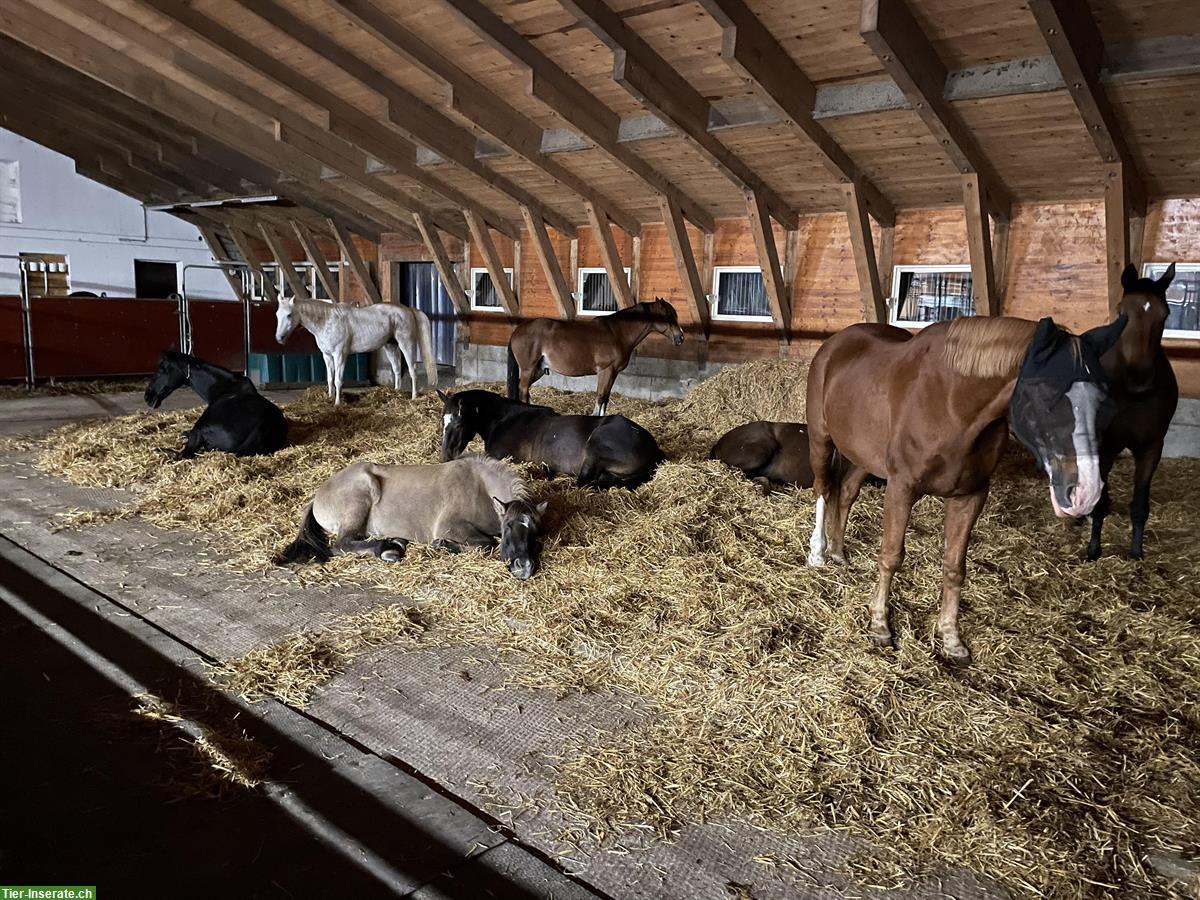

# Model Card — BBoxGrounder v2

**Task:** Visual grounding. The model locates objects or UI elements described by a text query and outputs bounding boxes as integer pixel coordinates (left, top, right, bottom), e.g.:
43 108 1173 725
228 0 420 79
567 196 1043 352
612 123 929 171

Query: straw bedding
28 359 1200 898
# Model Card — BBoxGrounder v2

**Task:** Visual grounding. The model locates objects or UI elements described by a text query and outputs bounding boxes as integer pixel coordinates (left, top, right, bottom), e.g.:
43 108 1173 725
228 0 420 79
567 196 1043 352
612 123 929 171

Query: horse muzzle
1047 459 1103 518
509 558 535 580
672 333 684 346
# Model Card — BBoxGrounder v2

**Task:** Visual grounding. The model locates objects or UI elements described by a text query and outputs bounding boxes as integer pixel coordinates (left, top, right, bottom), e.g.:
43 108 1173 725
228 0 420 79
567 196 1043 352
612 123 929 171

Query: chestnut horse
507 298 684 415
807 314 1127 664
710 422 814 491
1087 264 1180 560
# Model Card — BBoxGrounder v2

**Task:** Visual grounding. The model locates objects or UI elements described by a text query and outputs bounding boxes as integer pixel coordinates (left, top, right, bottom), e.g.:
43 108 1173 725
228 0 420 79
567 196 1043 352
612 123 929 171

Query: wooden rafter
1104 161 1140 315
257 222 311 299
745 190 790 334
860 0 1013 221
561 0 798 229
193 223 251 304
413 213 470 316
843 182 887 324
697 0 895 226
1027 0 1146 213
0 0 395 240
327 0 641 237
290 221 340 302
329 218 382 306
584 203 636 311
658 195 709 332
432 0 715 234
464 209 519 317
962 174 999 316
520 207 574 320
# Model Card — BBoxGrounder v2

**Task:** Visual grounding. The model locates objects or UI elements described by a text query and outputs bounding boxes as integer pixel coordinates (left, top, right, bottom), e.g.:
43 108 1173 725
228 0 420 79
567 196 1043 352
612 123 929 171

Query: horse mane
459 453 529 503
609 299 673 321
942 316 1039 379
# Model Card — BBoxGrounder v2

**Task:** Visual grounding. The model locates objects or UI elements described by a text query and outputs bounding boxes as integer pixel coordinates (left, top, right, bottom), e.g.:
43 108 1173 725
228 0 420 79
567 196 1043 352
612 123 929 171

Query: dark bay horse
145 351 287 457
507 298 684 415
276 455 546 579
439 389 663 489
1087 264 1180 560
710 422 814 491
807 314 1127 664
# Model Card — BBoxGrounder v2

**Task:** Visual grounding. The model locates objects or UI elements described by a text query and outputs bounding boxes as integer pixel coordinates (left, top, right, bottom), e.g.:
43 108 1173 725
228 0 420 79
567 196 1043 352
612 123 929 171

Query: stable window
134 260 179 298
577 267 631 316
470 266 512 312
0 160 19 224
1142 263 1200 339
251 263 328 301
711 266 772 322
890 265 974 328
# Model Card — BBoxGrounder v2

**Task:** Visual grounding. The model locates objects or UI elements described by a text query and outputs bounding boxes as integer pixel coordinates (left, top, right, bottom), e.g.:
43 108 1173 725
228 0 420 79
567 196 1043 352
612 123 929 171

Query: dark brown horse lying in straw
276 455 547 579
439 389 663 490
807 314 1127 664
1088 264 1180 560
710 422 814 491
507 298 684 415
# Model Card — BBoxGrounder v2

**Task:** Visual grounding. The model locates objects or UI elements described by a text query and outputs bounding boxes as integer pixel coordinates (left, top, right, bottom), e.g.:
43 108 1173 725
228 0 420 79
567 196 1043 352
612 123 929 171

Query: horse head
144 350 188 409
1009 316 1128 518
650 298 684 346
1117 262 1174 393
275 296 300 345
493 496 548 580
438 389 474 461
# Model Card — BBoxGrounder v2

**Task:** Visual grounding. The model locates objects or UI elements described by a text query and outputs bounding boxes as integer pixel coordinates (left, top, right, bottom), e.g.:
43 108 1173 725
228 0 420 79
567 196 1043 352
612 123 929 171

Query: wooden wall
361 198 1200 398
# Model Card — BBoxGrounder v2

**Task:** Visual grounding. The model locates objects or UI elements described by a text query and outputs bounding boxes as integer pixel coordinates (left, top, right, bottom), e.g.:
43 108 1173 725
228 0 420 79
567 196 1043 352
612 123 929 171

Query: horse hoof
941 645 973 667
828 553 846 566
868 630 894 650
1086 544 1101 562
1127 550 1144 561
380 541 407 562
806 551 826 567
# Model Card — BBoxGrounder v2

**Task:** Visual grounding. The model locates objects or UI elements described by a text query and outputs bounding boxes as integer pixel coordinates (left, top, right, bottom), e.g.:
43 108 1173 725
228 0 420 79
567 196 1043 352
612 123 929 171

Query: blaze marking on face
442 412 453 430
1049 381 1105 517
807 495 827 566
1143 301 1152 312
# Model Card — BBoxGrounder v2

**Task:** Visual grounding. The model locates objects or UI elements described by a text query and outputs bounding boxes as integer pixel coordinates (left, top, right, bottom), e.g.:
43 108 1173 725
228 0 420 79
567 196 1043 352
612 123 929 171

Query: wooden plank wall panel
750 0 883 83
913 0 1048 69
892 207 971 266
1092 0 1198 45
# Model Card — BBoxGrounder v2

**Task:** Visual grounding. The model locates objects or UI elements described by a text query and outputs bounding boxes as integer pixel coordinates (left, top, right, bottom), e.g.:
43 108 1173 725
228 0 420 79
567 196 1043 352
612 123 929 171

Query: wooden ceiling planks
1108 74 1200 198
743 0 885 84
908 0 1050 69
1090 0 1199 45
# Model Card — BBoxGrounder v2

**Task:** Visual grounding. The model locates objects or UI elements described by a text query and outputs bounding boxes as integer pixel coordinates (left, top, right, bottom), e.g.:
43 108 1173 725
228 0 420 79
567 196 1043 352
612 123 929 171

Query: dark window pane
134 260 178 298
1159 268 1200 333
582 271 618 312
716 270 769 317
895 270 974 323
474 271 502 308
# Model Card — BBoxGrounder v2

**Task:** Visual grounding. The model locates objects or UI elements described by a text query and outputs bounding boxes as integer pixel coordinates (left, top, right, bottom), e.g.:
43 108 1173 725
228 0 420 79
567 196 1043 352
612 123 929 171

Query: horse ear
1028 316 1060 363
1155 262 1176 293
1082 314 1128 358
1121 264 1140 292
436 389 450 405
492 496 510 516
535 500 549 517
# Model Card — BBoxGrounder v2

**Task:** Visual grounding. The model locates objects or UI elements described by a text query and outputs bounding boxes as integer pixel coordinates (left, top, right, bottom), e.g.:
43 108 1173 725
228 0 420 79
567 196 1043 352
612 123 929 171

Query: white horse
275 297 437 404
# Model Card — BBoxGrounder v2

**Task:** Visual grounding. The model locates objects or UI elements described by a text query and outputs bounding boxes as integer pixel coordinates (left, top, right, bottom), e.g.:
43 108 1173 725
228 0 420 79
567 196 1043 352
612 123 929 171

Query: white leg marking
808 495 828 567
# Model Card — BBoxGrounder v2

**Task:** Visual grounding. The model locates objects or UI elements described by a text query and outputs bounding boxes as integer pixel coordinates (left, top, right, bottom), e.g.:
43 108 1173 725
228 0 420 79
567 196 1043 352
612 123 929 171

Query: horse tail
414 308 437 393
274 505 331 565
506 339 520 401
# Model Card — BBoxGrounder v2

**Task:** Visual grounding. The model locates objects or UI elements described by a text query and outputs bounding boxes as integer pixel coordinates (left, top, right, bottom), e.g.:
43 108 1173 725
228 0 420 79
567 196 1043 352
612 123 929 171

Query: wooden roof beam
432 0 715 233
328 218 382 306
520 206 575 320
658 194 709 332
860 0 1013 221
0 0 398 241
584 202 636 310
744 190 790 335
328 0 643 237
231 0 577 240
413 213 470 316
464 209 520 317
257 221 313 299
697 0 895 227
559 0 797 229
290 220 340 302
1027 0 1146 213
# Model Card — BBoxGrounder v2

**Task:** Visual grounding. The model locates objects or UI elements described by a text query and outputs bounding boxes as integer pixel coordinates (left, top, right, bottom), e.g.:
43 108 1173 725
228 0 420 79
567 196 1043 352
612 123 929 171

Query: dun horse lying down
807 314 1127 664
145 351 287 457
276 455 546 580
439 389 663 490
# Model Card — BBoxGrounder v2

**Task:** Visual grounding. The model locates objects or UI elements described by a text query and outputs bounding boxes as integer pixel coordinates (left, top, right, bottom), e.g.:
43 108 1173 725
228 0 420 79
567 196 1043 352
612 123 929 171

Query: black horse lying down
145 351 288 457
438 389 662 489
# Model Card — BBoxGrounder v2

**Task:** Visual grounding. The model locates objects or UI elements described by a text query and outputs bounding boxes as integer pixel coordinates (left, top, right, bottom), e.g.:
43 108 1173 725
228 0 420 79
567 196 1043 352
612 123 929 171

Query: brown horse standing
507 298 684 415
1088 264 1179 560
806 314 1127 664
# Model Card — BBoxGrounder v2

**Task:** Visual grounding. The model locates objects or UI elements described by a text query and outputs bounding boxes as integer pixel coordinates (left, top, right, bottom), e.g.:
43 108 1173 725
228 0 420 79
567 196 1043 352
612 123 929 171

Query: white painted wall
0 129 235 300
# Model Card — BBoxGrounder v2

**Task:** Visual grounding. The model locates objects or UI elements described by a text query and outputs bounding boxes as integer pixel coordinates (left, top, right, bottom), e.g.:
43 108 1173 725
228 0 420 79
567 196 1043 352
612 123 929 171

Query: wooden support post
992 219 1011 305
464 208 518 316
745 189 790 336
1104 162 1131 316
631 235 642 301
877 224 895 301
584 202 635 309
658 194 709 331
291 220 339 301
844 181 886 323
520 206 574 319
196 226 250 303
414 212 470 315
963 173 997 316
569 238 580 304
1129 213 1146 272
329 218 383 306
